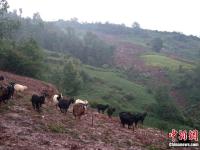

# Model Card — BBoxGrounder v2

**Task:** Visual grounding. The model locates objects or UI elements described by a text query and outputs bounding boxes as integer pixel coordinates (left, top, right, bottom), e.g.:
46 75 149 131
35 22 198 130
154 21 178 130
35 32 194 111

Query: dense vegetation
0 1 44 78
170 63 200 128
13 16 115 67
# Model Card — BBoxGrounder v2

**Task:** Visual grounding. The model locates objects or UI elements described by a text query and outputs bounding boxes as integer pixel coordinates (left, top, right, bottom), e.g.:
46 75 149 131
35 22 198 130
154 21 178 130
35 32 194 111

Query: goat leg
3 99 7 104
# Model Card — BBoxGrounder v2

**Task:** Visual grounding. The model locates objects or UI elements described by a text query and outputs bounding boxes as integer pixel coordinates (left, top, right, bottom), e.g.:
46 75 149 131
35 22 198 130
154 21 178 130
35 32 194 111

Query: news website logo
168 129 199 147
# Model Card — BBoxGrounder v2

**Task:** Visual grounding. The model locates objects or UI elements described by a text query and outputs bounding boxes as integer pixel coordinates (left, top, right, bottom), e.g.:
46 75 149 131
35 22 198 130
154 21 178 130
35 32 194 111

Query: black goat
0 76 4 81
0 83 15 104
119 112 140 130
96 104 109 114
58 97 75 114
137 112 147 125
8 82 15 99
31 93 48 112
107 107 116 118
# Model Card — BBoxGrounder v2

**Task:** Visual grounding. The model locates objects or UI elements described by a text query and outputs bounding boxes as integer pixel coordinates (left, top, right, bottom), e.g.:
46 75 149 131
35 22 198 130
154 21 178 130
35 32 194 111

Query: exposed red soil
0 70 58 101
114 44 145 71
0 71 179 150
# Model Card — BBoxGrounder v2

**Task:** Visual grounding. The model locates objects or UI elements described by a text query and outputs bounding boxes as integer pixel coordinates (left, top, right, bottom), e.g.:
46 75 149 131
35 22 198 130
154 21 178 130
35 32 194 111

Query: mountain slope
0 70 58 97
0 71 171 150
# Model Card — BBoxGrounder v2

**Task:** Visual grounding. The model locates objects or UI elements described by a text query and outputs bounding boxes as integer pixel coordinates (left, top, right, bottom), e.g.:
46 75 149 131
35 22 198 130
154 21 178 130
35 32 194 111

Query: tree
0 39 44 78
151 37 163 52
154 86 184 122
33 12 42 21
178 63 200 90
0 0 20 39
18 38 43 61
32 12 43 27
0 0 9 16
132 22 140 29
70 17 78 24
0 0 9 39
19 8 22 17
155 86 169 105
62 58 83 96
83 32 114 66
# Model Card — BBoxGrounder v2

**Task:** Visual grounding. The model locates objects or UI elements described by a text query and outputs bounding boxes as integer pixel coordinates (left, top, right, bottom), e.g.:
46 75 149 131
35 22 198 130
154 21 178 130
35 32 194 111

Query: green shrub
80 70 93 82
110 85 123 91
90 101 98 108
123 93 135 101
47 123 66 133
101 94 112 100
146 88 153 94
0 39 44 78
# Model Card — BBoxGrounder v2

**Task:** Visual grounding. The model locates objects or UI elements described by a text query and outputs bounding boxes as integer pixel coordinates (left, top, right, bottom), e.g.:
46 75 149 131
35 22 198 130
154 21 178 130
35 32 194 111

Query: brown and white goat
73 103 86 120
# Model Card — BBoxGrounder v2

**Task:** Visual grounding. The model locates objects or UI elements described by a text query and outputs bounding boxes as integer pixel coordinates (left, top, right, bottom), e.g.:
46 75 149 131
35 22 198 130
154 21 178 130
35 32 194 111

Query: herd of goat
0 75 147 130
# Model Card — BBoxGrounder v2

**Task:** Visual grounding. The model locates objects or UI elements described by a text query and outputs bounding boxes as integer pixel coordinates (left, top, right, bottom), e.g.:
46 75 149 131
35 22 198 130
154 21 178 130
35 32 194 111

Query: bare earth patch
0 71 197 150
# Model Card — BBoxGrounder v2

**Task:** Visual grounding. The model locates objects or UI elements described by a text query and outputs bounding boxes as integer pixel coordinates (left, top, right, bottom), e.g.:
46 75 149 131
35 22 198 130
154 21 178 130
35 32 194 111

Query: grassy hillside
43 50 155 112
38 19 199 131
43 50 194 131
79 65 155 111
141 54 194 70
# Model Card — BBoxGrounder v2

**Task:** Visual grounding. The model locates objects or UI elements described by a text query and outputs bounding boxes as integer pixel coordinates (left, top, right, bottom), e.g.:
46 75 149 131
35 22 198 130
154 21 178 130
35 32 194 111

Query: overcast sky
7 0 200 36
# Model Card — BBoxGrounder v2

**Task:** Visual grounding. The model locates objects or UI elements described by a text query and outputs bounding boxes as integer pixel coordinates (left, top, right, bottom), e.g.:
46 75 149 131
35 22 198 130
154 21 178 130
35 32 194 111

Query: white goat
75 99 88 105
14 84 28 92
75 99 89 110
52 93 63 108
